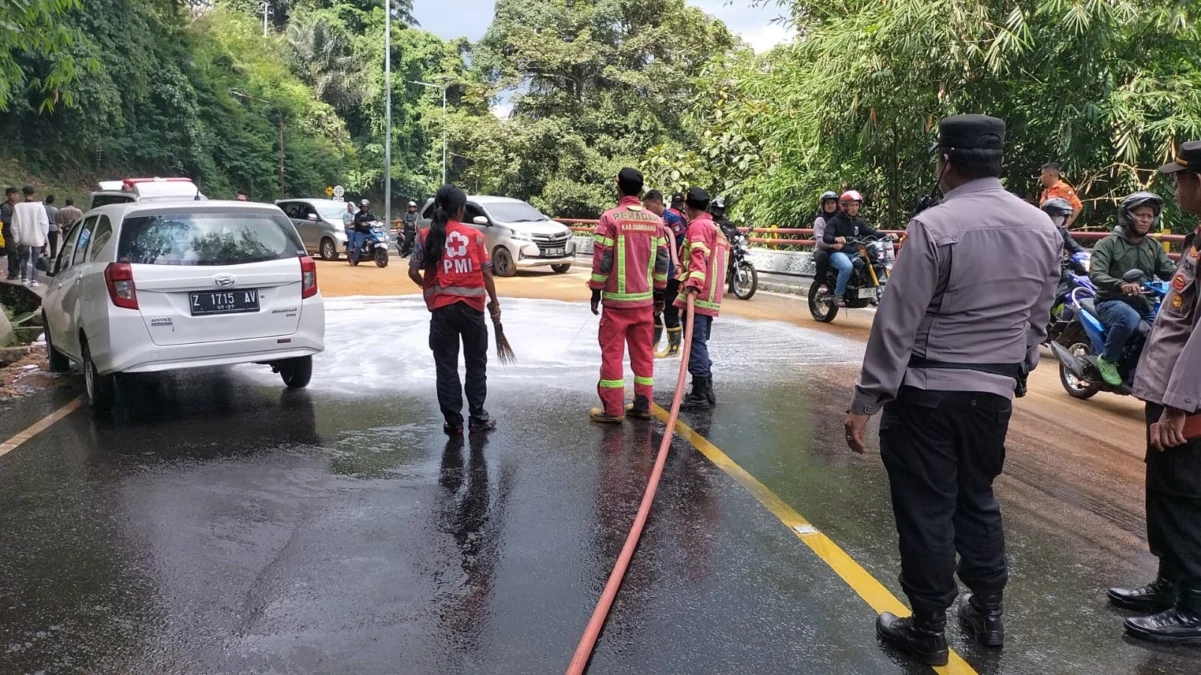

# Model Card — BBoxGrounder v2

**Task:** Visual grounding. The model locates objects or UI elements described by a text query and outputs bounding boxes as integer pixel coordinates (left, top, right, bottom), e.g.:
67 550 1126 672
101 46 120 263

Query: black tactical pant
880 387 1012 615
430 302 489 428
812 248 830 288
1145 402 1201 583
661 277 681 330
2 224 17 278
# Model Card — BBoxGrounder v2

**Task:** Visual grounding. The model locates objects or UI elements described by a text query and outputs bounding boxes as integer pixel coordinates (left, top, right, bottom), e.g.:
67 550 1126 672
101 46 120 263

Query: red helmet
839 190 863 206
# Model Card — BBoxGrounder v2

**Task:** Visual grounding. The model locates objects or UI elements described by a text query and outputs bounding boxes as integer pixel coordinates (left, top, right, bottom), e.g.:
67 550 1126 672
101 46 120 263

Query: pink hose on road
565 296 696 675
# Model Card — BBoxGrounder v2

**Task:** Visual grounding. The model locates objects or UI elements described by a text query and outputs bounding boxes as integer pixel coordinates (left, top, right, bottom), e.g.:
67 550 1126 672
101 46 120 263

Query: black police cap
1160 140 1201 174
685 187 710 210
670 192 686 205
933 114 1005 153
617 167 644 193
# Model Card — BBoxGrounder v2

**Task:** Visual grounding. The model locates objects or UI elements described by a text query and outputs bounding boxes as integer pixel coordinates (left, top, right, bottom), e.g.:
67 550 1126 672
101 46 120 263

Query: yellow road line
652 404 978 675
0 396 85 459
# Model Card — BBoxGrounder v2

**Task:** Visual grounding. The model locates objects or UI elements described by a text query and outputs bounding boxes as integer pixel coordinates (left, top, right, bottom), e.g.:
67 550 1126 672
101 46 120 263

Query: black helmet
1117 191 1162 231
709 196 727 215
820 190 838 204
1041 197 1074 218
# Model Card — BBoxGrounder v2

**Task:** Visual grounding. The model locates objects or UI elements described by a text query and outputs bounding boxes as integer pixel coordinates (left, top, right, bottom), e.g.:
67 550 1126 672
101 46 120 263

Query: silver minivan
417 195 574 277
276 198 355 261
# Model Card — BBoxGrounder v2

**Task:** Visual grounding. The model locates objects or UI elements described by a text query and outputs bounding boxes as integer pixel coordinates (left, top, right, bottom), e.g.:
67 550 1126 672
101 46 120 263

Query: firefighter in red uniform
589 168 671 423
408 184 502 436
676 187 729 409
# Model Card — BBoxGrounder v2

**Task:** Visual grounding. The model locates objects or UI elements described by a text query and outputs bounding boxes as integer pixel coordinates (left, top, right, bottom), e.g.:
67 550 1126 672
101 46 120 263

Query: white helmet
360 199 370 206
408 201 416 207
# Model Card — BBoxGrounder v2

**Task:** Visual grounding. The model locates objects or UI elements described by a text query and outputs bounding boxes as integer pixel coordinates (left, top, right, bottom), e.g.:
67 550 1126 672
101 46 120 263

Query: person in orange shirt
1039 162 1084 228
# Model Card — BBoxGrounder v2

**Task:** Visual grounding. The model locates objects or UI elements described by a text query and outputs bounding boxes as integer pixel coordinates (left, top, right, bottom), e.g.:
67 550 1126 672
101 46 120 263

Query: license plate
543 248 565 258
858 287 877 299
190 289 260 316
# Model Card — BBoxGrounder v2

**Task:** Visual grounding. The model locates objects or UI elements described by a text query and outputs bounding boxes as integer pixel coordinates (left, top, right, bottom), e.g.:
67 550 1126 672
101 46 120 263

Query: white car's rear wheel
43 312 70 373
83 340 116 412
279 356 313 389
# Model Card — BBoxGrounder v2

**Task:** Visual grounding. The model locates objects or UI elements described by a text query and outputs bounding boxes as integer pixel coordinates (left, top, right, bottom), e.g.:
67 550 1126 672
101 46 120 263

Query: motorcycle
725 228 758 300
1048 269 1168 400
808 235 895 323
350 223 391 268
1045 250 1096 346
396 227 416 258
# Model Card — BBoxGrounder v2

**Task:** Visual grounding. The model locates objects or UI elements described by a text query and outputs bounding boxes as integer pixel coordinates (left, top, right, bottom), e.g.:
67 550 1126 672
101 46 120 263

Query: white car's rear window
117 212 305 266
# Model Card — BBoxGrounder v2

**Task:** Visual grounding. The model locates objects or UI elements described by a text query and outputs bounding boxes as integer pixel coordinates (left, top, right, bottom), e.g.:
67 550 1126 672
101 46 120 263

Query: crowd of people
0 186 82 287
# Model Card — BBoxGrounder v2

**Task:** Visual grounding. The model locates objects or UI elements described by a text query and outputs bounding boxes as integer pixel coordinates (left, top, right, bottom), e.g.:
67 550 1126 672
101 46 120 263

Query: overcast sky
412 0 795 53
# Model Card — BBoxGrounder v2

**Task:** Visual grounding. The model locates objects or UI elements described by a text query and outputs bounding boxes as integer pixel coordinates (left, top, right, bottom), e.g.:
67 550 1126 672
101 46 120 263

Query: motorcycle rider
1088 192 1177 386
351 199 377 266
710 196 739 240
813 191 839 291
643 190 686 358
822 191 887 307
1042 197 1089 296
401 200 419 257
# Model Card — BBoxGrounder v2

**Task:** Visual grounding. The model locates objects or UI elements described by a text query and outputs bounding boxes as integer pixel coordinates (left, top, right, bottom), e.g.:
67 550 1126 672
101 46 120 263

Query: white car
415 196 575 277
41 201 325 411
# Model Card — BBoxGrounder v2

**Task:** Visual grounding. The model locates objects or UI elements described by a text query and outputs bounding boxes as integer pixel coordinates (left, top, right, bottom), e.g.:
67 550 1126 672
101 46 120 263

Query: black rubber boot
625 395 652 420
681 376 711 409
876 611 949 666
958 592 1004 647
706 377 716 407
653 322 664 352
1108 577 1178 613
1125 583 1201 644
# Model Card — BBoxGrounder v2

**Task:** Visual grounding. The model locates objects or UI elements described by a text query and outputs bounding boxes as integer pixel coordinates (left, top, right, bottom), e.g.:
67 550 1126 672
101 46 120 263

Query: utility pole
384 0 392 229
410 77 450 186
261 0 269 37
231 90 284 198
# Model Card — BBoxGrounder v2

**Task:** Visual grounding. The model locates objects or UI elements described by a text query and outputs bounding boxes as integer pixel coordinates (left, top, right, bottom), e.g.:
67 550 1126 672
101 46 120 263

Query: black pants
812 248 830 287
430 302 489 428
880 387 1012 615
1145 402 1201 583
661 278 681 330
48 230 58 260
1 224 17 278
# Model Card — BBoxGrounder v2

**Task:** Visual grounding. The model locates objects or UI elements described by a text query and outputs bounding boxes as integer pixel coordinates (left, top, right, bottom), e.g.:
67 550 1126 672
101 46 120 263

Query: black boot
681 376 711 409
958 592 1004 647
706 377 716 406
1125 583 1201 644
1108 577 1178 613
625 395 652 420
876 611 948 666
653 322 664 353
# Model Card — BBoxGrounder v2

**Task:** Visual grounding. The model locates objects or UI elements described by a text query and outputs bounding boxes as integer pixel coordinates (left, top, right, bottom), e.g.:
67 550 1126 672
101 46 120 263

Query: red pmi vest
419 221 490 312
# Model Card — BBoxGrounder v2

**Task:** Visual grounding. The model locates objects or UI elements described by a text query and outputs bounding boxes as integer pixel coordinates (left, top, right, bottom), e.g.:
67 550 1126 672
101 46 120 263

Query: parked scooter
1049 269 1168 399
350 223 391 268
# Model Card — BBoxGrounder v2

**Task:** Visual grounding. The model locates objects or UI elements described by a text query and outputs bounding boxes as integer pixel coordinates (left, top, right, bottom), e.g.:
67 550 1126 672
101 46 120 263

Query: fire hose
566 295 697 674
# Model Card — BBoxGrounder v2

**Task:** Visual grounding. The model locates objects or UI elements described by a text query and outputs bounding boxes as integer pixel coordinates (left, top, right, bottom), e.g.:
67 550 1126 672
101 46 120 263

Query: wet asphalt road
1 297 1198 674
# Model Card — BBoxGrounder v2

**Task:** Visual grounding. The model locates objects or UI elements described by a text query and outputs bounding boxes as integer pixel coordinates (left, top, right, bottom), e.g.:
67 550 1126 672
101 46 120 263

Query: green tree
0 0 95 111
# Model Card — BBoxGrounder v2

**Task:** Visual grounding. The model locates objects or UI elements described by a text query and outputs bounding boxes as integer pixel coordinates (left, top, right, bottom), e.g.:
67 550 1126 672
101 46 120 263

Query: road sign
325 186 334 197
333 185 345 198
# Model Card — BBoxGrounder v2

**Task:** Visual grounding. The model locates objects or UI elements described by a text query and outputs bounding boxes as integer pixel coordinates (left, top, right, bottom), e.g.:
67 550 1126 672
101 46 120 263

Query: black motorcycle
808 236 895 323
725 228 758 300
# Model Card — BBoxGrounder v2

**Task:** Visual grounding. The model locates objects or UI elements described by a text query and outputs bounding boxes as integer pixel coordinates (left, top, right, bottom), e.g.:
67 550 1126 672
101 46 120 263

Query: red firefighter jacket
674 214 729 318
589 196 670 309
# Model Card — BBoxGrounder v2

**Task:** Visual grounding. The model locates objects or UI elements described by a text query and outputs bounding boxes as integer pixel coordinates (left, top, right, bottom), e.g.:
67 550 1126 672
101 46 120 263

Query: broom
489 302 516 365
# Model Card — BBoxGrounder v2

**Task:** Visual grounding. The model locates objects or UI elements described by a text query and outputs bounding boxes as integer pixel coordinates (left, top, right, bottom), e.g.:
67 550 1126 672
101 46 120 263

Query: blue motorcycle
350 223 391 268
1045 250 1096 345
1049 269 1168 400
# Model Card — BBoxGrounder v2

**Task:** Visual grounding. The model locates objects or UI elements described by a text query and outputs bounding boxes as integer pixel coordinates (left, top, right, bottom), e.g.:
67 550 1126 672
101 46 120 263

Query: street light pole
410 78 449 186
231 90 284 198
384 0 392 229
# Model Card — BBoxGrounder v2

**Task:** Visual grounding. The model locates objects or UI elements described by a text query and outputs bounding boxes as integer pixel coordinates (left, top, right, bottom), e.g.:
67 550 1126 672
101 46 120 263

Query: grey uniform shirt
44 204 59 232
1133 237 1201 413
851 177 1061 415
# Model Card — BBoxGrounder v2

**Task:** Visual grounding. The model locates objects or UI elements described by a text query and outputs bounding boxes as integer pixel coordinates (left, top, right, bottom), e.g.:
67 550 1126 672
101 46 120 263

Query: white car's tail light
300 256 318 299
104 263 138 310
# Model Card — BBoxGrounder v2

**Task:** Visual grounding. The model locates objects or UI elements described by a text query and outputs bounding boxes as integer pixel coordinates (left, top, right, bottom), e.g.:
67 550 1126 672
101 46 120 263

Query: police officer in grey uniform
1110 140 1201 642
843 115 1061 666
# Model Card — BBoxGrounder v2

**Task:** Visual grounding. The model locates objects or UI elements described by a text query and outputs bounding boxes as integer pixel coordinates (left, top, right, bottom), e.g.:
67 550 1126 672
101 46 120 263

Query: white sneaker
20 279 28 285
29 280 39 288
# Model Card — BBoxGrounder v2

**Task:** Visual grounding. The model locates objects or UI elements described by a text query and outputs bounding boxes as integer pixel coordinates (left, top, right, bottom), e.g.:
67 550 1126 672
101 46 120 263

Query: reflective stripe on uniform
617 234 627 295
599 379 624 389
696 299 721 310
425 285 487 298
708 249 725 303
687 271 706 281
645 234 656 291
603 291 653 302
654 273 668 282
691 242 711 255
592 273 609 283
634 375 654 386
594 234 614 247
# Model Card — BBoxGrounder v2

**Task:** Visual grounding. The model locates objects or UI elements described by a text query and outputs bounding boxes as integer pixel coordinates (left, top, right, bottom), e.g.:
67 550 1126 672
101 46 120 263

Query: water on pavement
0 297 1193 674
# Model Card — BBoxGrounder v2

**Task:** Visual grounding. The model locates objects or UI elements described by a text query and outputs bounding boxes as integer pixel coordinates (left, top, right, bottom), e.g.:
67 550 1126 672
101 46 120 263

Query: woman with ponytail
409 184 501 435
